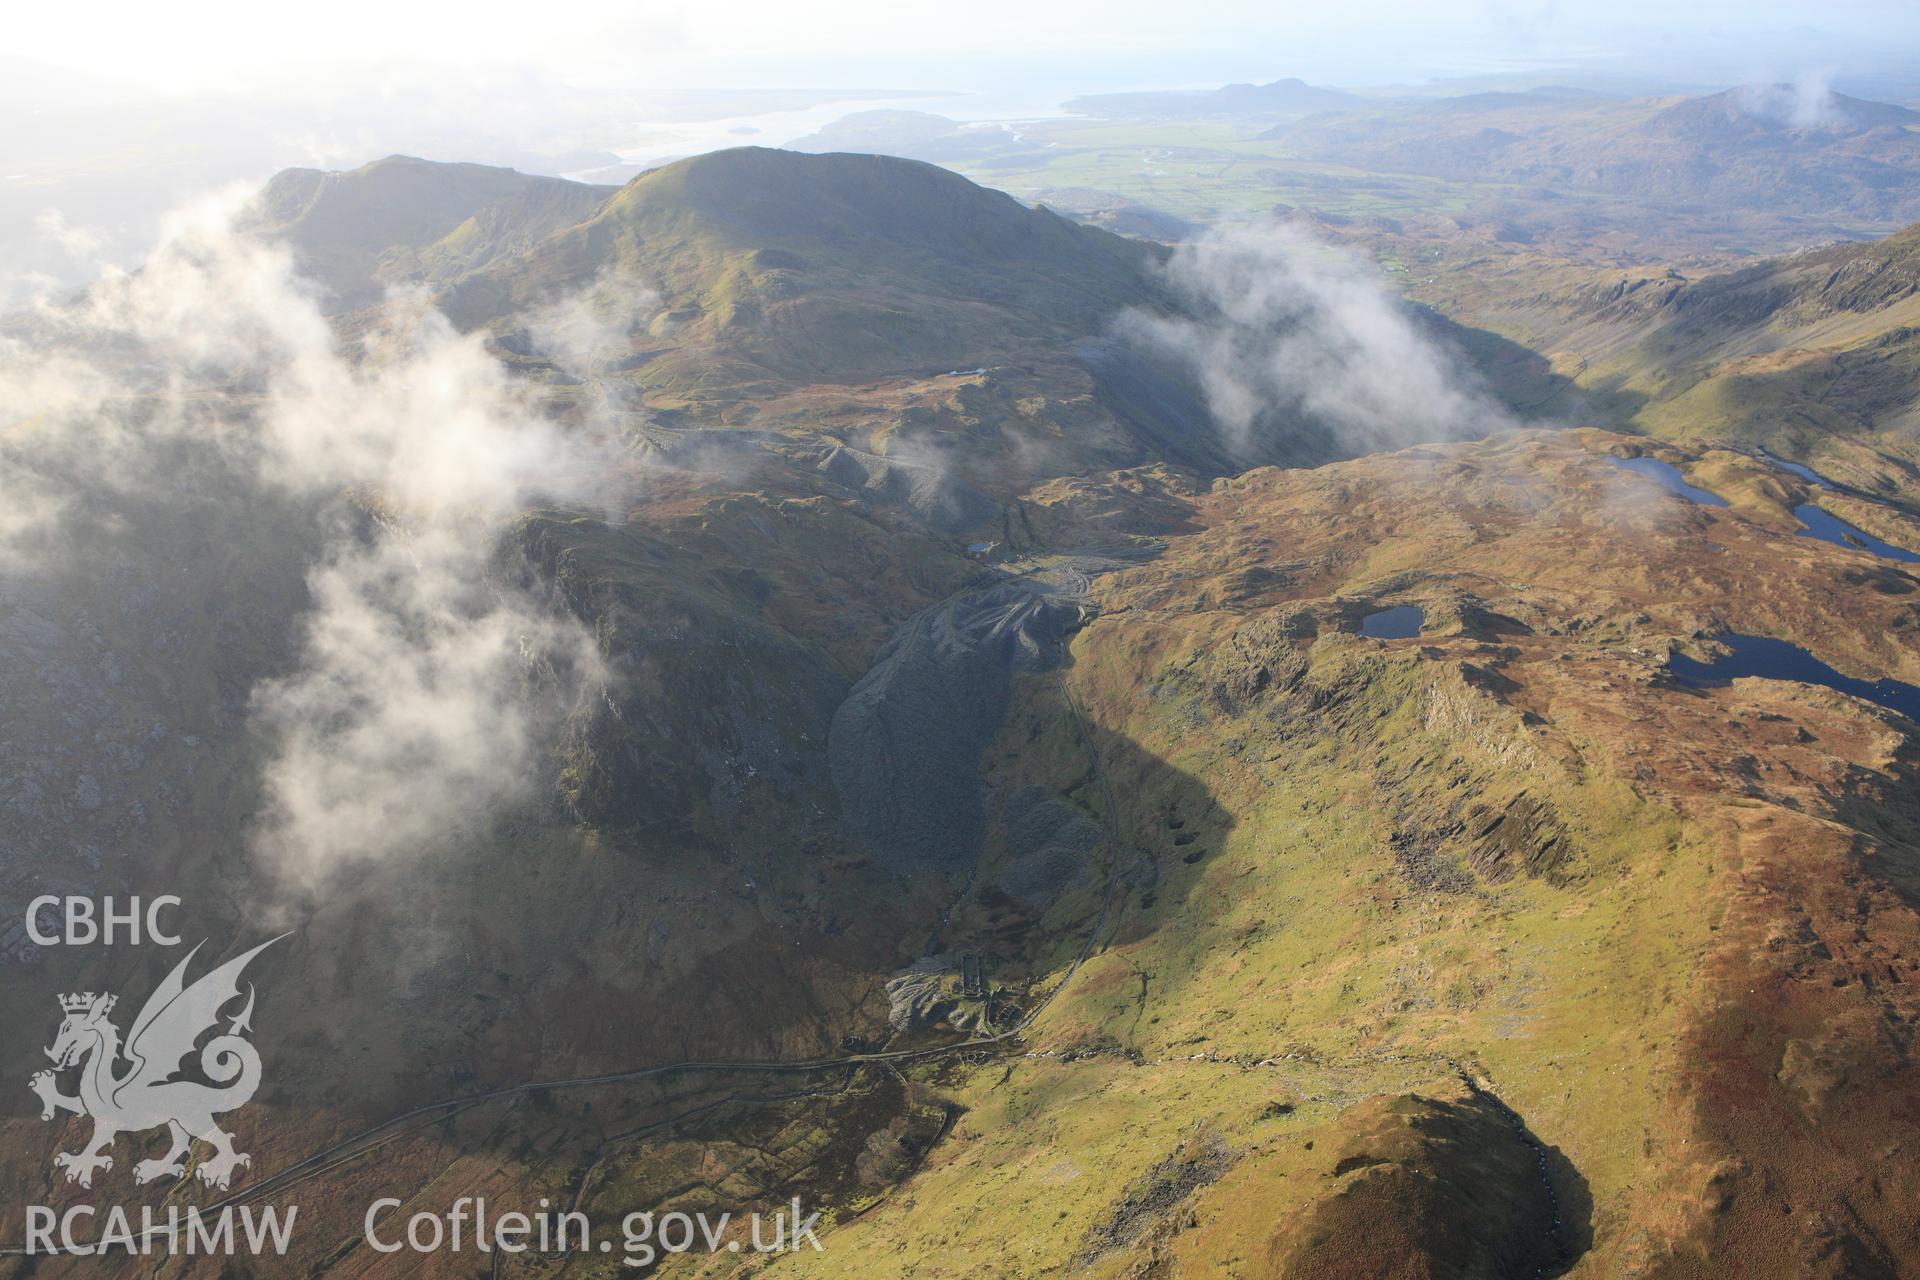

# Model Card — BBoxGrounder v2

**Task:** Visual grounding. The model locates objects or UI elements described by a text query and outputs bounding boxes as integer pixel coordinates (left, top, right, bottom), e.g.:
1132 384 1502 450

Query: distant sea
576 89 1074 177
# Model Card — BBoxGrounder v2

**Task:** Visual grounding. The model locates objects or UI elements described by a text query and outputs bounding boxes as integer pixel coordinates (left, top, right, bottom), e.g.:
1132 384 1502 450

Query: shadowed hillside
249 155 616 308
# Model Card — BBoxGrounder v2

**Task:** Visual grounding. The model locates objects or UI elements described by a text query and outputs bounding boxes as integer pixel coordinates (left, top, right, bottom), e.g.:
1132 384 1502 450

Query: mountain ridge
1261 82 1920 227
249 153 617 307
1065 76 1356 120
439 146 1165 386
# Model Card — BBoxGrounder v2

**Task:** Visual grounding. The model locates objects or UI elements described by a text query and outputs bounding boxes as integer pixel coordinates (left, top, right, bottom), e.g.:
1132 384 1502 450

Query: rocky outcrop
1266 1084 1570 1280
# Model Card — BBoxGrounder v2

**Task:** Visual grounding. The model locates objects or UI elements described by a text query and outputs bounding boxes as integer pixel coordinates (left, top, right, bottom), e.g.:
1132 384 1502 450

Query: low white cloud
518 263 663 432
1736 73 1846 130
0 189 624 885
522 265 661 377
1119 223 1513 464
249 521 598 882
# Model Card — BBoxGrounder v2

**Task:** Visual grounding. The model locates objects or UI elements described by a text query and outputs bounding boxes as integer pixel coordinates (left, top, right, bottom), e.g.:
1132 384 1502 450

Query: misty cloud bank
1119 224 1514 464
1736 74 1847 130
0 193 633 886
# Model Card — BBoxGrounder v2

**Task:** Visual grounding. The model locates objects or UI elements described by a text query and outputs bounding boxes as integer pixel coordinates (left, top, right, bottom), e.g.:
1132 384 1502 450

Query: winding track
3 569 1133 1259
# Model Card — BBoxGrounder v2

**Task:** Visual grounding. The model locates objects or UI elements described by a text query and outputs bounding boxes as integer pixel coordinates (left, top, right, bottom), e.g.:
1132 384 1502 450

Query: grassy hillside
442 147 1166 391
249 155 617 308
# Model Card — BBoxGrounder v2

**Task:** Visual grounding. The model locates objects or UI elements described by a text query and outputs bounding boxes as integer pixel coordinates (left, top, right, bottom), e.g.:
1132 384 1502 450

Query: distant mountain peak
1064 77 1355 120
595 146 1112 258
1660 83 1920 135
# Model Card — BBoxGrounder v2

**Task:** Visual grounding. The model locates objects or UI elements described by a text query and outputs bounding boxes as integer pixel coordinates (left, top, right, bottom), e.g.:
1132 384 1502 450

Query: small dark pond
1360 605 1425 639
1668 634 1920 721
1606 456 1729 507
1792 504 1920 563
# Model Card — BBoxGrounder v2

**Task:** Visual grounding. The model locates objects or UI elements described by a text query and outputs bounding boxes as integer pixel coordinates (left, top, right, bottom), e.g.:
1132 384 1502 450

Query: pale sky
10 0 1919 95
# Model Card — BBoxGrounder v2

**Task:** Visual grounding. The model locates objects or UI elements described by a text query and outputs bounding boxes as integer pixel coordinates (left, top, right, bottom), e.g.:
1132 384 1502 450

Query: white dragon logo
27 935 284 1190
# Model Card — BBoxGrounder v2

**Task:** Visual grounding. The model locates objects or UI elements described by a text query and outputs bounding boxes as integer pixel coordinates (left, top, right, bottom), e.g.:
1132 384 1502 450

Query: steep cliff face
1409 218 1920 458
